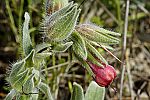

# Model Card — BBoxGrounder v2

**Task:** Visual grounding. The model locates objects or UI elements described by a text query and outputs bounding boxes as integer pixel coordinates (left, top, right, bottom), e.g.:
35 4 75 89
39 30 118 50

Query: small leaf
32 68 41 86
5 89 17 100
24 50 35 67
23 12 33 56
38 82 53 100
52 41 73 53
9 60 25 78
86 41 108 65
71 31 87 60
10 69 29 92
85 81 105 100
70 82 84 100
23 73 34 94
35 43 51 53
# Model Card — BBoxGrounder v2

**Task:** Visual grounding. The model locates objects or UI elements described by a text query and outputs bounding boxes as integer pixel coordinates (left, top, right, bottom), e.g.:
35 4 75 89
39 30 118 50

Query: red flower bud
88 62 117 87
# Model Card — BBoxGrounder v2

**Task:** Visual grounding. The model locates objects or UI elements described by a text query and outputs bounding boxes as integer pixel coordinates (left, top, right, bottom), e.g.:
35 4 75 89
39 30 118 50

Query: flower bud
42 2 81 42
88 62 117 87
76 24 120 44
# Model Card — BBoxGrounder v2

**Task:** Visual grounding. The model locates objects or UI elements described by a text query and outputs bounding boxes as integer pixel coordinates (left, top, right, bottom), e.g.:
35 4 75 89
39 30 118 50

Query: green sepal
86 41 108 65
87 51 103 67
71 31 87 60
76 24 120 45
45 0 68 15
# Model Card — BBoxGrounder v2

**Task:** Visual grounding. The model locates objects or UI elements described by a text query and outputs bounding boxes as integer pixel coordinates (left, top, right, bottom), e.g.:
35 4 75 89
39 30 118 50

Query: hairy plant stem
119 0 130 100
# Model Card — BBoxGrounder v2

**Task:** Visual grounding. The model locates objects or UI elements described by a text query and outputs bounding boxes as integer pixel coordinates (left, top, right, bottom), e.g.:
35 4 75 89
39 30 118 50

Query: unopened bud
88 62 117 87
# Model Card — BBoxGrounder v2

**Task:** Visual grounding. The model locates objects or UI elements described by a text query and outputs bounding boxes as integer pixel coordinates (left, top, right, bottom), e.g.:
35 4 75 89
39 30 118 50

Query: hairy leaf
85 81 105 100
38 82 53 100
52 41 73 53
35 43 51 53
23 12 33 56
5 89 17 100
70 82 84 100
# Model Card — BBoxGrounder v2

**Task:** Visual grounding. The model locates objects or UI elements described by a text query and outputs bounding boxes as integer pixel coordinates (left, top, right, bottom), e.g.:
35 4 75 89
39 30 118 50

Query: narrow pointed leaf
23 12 32 55
10 69 29 92
35 43 51 53
70 82 84 100
52 41 73 53
23 74 34 94
9 60 25 78
85 81 105 100
24 50 35 67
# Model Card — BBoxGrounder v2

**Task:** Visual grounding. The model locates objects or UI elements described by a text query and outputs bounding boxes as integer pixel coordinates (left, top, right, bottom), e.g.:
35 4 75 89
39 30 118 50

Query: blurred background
0 0 150 99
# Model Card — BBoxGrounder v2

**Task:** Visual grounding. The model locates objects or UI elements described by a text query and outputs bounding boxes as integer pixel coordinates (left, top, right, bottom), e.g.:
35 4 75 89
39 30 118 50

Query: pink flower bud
88 62 117 87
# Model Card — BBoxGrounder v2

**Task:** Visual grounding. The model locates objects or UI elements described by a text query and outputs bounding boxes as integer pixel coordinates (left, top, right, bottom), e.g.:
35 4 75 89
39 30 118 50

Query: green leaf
70 82 84 100
23 12 33 56
10 69 29 92
35 43 51 53
23 73 34 94
38 82 53 100
24 50 35 67
86 41 108 65
30 88 39 100
85 81 105 100
52 41 73 53
9 60 25 79
32 68 41 86
71 31 87 60
5 89 17 100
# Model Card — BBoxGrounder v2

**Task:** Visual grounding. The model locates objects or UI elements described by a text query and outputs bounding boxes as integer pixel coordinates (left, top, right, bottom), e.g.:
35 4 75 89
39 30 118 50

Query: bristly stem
119 0 130 100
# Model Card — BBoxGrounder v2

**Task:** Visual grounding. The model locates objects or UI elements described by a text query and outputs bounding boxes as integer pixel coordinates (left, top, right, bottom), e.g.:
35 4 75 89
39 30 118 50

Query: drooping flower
88 62 117 87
